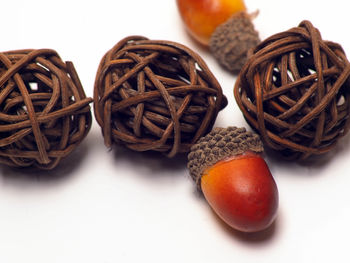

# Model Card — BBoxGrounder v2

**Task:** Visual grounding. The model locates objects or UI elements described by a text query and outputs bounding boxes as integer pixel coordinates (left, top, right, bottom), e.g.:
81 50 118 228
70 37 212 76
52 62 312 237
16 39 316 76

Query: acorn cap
187 126 263 188
209 12 260 73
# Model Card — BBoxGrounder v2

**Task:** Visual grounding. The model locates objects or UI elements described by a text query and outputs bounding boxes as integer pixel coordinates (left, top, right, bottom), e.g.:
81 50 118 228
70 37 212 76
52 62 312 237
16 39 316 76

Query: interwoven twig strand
234 21 350 160
0 49 93 169
94 36 227 157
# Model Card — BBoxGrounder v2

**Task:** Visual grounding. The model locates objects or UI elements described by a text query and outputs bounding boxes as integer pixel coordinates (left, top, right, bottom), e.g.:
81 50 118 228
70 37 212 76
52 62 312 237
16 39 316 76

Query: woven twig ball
234 20 350 160
0 49 93 169
94 36 227 157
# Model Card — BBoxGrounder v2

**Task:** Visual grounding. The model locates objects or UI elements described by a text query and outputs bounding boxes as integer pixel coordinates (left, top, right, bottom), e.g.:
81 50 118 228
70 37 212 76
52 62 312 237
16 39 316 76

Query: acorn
176 0 260 73
209 12 260 73
187 127 278 232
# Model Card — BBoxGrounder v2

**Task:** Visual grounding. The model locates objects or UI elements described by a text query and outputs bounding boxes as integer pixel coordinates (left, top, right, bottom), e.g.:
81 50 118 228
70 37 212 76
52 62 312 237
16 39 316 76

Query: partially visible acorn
209 12 260 73
187 126 278 232
176 0 260 72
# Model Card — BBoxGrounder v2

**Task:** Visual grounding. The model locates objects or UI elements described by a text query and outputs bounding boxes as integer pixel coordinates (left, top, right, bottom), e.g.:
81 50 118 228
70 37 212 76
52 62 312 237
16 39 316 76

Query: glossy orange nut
201 153 278 232
176 0 246 46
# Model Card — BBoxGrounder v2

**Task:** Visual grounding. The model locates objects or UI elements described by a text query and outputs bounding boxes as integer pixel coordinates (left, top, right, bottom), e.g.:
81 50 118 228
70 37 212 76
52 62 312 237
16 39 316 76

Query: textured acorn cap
187 126 263 188
209 12 260 73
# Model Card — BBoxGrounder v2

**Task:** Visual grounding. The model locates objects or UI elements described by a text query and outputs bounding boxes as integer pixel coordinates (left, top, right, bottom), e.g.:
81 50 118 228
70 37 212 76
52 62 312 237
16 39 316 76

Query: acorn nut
188 126 279 232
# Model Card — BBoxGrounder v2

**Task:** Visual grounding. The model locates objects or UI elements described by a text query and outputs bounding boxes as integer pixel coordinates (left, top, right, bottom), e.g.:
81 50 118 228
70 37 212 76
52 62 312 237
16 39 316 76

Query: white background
1 0 350 262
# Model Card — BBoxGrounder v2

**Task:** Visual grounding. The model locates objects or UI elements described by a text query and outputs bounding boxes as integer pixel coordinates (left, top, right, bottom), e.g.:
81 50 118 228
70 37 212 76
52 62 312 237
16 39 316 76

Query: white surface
1 0 350 262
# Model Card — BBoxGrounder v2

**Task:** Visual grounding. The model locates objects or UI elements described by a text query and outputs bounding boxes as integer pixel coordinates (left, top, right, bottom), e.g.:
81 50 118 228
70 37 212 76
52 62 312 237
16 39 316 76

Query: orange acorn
176 0 260 73
187 127 278 232
176 0 247 46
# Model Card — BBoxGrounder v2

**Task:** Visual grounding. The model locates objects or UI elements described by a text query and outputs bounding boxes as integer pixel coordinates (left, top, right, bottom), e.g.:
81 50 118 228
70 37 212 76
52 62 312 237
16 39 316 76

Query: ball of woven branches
0 49 93 169
94 36 227 157
234 20 350 160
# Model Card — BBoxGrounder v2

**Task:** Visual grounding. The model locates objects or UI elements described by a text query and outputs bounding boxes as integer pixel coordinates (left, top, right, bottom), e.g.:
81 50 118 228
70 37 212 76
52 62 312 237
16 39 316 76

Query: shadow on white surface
0 141 91 185
111 144 189 177
263 129 350 173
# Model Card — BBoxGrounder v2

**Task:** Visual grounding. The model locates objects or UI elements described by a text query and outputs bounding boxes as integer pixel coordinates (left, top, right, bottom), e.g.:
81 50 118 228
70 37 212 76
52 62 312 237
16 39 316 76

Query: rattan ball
0 49 93 169
94 36 227 157
234 20 350 160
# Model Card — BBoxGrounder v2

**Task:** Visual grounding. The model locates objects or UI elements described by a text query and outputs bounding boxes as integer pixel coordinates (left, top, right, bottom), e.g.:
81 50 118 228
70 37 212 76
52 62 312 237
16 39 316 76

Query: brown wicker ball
94 36 227 157
0 49 93 169
234 20 350 160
